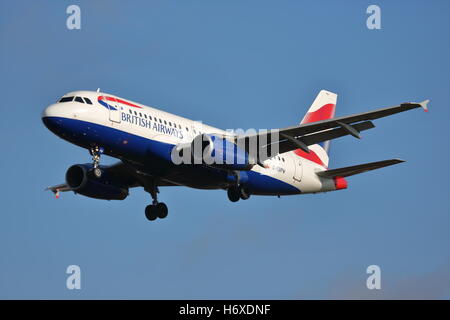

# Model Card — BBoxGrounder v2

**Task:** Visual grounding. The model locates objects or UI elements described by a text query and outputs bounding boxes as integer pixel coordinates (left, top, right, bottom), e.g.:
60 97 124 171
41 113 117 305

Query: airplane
42 89 429 222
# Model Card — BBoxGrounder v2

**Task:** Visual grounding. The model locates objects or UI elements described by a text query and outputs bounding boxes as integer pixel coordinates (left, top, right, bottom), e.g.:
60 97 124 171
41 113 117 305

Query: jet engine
190 134 255 171
65 164 129 200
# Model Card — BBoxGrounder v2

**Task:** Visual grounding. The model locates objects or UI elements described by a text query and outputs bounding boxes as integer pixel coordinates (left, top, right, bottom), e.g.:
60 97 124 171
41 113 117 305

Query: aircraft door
108 98 121 123
293 157 303 182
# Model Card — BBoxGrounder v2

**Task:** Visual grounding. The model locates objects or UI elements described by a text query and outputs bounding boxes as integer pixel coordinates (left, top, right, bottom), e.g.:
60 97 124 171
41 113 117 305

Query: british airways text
121 112 184 139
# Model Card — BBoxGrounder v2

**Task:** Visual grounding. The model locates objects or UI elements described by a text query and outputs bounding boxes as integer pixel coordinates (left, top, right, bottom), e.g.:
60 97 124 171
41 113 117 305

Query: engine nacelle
65 164 129 200
190 134 255 171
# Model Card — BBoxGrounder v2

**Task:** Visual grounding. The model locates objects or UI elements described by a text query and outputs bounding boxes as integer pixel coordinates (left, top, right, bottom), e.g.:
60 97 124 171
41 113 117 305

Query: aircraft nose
42 103 59 119
42 103 65 133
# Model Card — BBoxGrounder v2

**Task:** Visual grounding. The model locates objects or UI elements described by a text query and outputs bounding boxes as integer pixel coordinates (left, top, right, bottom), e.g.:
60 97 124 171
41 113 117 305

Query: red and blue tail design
295 90 337 168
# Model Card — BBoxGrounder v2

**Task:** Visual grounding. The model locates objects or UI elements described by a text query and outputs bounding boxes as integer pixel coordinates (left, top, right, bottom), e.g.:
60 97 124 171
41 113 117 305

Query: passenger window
129 109 133 114
59 96 74 103
164 120 167 125
139 113 142 117
144 114 147 119
84 97 92 104
74 97 84 103
149 115 152 120
134 111 137 116
186 127 189 131
159 119 162 123
169 122 172 126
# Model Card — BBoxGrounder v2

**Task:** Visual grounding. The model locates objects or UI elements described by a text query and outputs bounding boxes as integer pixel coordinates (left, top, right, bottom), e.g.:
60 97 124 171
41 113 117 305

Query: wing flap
316 159 405 178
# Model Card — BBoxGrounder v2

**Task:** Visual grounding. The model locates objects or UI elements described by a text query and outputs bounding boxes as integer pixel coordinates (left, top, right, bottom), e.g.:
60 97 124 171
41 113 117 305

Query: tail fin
294 90 337 168
300 90 337 125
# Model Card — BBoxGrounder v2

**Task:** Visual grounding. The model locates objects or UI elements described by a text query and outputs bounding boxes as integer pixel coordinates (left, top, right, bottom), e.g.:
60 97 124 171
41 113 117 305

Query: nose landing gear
144 183 169 221
89 146 104 178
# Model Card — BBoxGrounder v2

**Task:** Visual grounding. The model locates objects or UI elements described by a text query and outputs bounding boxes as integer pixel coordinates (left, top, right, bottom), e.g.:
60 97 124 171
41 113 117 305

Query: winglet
419 99 430 112
45 187 60 198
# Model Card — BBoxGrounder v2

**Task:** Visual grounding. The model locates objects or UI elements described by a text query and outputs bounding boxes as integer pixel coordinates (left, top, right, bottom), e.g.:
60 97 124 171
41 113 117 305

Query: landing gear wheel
93 167 102 178
144 181 169 221
156 202 168 219
227 186 240 202
89 146 104 178
239 185 250 200
145 205 158 221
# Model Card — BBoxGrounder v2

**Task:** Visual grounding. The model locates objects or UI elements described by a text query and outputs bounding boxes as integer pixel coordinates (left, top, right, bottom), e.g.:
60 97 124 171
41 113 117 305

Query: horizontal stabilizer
316 159 405 178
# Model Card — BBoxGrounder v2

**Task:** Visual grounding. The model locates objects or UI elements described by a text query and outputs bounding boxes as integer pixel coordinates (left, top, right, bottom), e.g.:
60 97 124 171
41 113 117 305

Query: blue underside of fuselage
42 116 300 195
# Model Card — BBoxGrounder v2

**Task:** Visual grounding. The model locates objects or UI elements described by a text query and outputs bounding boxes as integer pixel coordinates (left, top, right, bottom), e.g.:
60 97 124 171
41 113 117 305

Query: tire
145 205 157 221
239 185 250 200
156 202 168 219
93 167 102 178
227 187 240 202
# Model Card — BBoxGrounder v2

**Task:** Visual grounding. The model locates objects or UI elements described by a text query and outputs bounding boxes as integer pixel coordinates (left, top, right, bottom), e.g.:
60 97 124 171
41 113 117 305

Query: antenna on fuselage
96 88 100 92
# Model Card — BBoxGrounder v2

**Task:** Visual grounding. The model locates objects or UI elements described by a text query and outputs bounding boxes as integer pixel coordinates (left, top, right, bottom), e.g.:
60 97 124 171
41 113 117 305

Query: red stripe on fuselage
301 103 335 124
98 96 143 109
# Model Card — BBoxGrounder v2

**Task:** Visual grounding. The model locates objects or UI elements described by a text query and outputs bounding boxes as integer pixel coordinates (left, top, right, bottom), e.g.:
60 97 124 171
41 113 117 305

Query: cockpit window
74 96 84 103
59 96 74 103
83 97 92 104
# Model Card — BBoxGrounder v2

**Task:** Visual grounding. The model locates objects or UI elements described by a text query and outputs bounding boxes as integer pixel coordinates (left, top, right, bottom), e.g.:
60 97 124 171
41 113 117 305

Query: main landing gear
89 146 104 178
227 184 250 202
144 183 168 221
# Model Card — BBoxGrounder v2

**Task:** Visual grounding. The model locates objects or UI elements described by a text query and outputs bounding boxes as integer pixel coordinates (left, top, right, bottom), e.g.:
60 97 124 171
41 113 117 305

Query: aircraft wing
46 161 177 198
46 183 72 197
316 159 405 178
240 100 429 161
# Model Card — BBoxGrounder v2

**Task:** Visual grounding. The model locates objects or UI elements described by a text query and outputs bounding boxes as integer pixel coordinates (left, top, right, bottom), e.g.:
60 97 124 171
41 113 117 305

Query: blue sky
1 0 449 299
